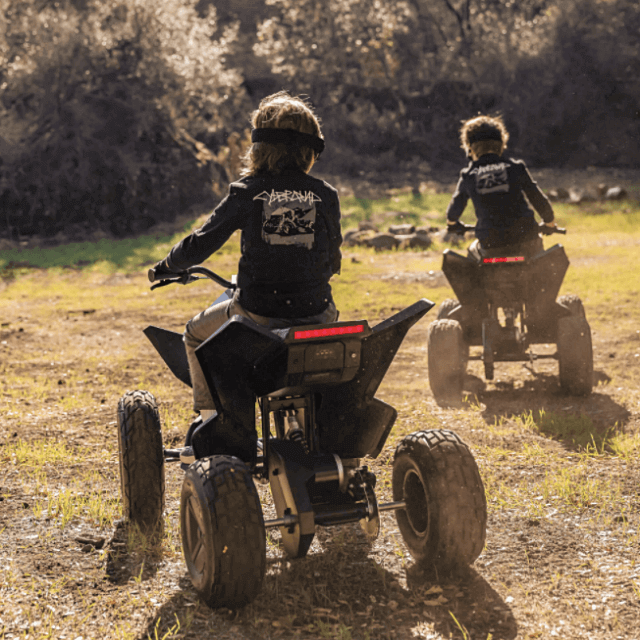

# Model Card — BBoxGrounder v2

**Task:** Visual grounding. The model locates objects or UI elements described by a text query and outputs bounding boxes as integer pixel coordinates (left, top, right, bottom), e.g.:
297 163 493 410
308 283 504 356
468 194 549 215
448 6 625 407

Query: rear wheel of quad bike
428 319 466 407
557 314 593 396
558 294 586 318
180 455 266 609
117 390 165 532
392 429 486 574
437 300 470 369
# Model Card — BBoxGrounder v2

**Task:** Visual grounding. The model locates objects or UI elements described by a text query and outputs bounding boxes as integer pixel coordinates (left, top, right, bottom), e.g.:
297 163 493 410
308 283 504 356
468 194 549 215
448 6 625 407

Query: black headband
467 129 502 144
251 128 325 155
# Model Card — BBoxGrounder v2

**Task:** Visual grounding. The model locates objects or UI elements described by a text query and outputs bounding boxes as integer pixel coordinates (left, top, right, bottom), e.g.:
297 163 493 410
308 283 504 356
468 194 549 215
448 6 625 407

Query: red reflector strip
483 256 525 263
294 324 364 340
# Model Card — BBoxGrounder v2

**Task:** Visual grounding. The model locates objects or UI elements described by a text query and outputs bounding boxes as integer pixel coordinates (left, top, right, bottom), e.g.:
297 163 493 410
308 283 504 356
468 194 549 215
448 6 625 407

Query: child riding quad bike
116 266 488 609
428 222 594 406
430 114 593 406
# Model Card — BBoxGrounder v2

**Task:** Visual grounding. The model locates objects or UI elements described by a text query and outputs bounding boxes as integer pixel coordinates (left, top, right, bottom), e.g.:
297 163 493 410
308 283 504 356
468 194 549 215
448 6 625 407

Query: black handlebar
148 266 236 291
540 225 567 236
449 222 566 236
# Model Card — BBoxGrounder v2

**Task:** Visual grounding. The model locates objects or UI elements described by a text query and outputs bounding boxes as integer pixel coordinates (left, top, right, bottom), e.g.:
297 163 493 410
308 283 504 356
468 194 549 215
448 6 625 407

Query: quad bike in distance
116 266 488 609
428 223 593 406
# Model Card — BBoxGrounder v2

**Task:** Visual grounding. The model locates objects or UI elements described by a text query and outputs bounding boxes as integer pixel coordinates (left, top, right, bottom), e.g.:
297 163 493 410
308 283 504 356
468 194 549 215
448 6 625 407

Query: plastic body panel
192 299 433 459
442 244 570 346
143 326 191 387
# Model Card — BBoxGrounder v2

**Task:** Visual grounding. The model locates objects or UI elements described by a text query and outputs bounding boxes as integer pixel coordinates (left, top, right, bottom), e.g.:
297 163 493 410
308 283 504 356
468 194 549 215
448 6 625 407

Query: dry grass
1 197 640 639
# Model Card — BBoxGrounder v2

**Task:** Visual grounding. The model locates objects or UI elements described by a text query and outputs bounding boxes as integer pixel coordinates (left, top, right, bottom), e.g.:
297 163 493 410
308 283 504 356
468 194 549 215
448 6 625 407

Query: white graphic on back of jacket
472 162 509 195
254 190 321 249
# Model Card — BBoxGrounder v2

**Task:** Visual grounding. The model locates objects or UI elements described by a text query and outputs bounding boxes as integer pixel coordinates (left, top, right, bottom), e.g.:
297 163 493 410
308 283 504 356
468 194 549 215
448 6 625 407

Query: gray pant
184 294 338 411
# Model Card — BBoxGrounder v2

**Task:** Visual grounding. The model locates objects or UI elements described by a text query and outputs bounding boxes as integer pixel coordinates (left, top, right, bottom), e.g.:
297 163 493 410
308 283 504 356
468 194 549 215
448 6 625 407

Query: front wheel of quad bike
117 390 165 532
436 298 459 320
557 314 593 396
427 319 466 407
180 455 266 609
393 429 487 574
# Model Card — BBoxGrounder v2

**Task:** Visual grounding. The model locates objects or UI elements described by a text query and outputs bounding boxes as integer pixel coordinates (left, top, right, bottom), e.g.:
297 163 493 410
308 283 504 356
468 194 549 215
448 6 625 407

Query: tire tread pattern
557 314 593 396
117 390 165 530
427 320 465 406
393 429 487 572
183 455 266 609
557 294 585 318
436 298 459 320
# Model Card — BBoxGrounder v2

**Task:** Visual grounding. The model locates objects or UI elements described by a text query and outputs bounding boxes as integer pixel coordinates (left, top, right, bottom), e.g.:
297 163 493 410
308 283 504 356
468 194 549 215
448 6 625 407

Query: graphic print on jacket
474 162 509 195
254 189 322 249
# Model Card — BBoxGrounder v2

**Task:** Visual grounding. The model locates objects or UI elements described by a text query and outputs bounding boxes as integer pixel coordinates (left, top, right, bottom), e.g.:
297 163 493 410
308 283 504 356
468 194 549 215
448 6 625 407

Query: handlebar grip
148 268 157 283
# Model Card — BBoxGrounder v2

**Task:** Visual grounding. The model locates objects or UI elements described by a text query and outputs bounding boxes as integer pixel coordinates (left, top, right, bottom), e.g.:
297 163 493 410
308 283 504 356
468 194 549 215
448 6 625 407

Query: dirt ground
2 171 640 640
1 244 639 640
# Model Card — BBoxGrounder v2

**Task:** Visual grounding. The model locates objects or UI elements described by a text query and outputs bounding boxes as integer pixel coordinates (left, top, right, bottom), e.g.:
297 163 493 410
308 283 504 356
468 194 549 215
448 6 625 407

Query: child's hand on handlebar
539 221 559 235
149 259 178 282
447 220 469 235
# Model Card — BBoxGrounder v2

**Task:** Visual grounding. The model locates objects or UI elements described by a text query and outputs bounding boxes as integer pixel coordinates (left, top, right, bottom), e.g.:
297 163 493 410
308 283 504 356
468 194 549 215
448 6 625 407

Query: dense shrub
1 0 639 239
0 0 248 238
502 0 640 167
254 0 640 173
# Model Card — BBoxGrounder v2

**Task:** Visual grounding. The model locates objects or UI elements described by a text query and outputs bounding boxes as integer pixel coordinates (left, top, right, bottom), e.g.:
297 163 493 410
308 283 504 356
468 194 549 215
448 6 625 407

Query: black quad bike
428 224 593 406
116 267 487 609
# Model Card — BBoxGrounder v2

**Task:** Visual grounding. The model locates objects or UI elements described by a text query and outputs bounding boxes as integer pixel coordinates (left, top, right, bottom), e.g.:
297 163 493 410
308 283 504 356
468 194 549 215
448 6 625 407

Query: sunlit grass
474 406 639 526
340 191 451 229
480 446 628 519
1 443 121 528
1 437 86 466
2 194 639 330
0 190 640 640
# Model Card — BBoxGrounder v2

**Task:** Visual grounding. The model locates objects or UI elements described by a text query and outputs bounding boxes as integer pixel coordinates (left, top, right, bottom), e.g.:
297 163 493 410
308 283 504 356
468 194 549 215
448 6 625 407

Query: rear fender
527 244 569 309
195 299 434 459
317 299 433 458
442 249 482 306
143 326 191 387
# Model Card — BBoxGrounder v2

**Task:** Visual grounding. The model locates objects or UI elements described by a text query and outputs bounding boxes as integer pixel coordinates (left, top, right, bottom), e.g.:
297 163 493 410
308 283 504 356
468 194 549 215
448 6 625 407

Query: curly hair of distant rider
460 115 509 160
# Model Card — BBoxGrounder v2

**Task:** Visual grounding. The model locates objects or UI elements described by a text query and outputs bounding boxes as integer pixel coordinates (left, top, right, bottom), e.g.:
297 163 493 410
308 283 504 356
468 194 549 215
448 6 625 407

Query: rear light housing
483 256 525 264
294 324 365 340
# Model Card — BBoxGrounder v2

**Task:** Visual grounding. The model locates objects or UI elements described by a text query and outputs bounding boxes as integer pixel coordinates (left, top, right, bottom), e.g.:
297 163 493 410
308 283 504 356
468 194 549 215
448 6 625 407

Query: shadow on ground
464 368 631 451
104 519 163 585
137 524 516 640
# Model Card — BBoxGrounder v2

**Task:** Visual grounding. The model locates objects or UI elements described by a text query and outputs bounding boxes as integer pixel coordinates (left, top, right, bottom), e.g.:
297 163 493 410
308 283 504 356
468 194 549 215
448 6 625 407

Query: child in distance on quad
445 115 557 259
151 91 342 424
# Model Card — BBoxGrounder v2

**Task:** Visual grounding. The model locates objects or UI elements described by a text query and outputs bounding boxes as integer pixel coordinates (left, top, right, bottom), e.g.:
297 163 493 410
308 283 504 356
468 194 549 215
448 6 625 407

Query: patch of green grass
475 407 638 525
332 248 444 320
1 437 85 466
340 192 450 229
26 473 122 529
0 217 241 274
517 409 604 451
481 449 627 518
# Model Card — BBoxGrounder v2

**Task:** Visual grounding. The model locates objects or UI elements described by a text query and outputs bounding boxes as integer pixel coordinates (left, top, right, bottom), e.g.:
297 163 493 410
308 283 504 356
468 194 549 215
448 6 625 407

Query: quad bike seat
467 236 544 262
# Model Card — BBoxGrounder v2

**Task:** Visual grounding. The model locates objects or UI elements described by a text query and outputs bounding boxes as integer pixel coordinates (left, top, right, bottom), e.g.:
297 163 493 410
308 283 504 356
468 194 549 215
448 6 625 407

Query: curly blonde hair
241 92 323 176
459 115 509 160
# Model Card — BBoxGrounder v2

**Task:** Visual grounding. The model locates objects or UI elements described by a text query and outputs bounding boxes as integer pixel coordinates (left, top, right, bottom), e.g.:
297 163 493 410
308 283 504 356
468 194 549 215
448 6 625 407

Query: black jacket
446 154 554 245
164 169 342 318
